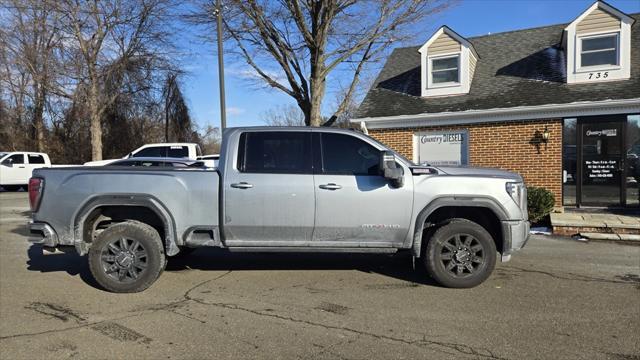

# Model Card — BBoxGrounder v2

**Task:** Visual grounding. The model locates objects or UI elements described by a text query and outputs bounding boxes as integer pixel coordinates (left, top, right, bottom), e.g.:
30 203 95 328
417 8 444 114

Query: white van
0 152 51 190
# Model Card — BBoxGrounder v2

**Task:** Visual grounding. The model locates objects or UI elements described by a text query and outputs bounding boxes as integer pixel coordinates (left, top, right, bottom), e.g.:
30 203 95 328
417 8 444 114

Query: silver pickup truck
28 127 529 292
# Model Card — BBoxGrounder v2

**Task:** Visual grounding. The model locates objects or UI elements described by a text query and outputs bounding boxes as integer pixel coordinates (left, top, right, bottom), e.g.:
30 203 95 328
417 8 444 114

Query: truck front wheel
88 220 165 293
424 218 496 288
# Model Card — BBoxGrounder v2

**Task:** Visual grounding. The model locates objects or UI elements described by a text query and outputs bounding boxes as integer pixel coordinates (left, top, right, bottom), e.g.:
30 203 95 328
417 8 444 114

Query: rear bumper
501 219 530 261
27 221 59 247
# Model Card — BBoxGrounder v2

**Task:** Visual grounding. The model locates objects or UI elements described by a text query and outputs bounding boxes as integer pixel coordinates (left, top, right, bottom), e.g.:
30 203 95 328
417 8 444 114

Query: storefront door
578 117 625 207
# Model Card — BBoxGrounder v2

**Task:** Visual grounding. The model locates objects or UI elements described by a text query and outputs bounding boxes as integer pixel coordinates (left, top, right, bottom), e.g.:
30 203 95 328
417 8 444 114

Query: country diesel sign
415 130 469 166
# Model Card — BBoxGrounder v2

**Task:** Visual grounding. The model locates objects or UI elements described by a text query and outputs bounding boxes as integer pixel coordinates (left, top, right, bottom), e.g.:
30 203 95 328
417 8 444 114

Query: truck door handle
18 166 25 168
231 182 253 189
319 183 342 190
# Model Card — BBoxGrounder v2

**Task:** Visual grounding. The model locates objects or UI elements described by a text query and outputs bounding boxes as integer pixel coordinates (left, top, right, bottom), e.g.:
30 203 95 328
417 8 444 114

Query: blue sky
182 0 640 130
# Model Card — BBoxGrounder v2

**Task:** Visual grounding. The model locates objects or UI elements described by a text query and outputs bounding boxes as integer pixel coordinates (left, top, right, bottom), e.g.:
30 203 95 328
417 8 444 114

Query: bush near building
527 187 555 224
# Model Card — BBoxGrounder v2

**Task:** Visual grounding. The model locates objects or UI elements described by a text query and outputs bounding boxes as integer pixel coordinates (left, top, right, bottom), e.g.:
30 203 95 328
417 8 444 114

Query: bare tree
55 0 178 160
163 73 195 142
0 0 62 151
261 104 305 126
0 0 205 163
262 69 374 128
199 125 221 154
193 0 453 126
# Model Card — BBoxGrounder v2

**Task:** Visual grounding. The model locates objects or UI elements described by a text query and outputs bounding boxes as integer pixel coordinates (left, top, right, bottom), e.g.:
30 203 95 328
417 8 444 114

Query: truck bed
31 166 220 250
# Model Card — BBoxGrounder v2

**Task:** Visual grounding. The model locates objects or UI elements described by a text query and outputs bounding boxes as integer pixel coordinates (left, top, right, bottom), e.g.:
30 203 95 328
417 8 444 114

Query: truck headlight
505 182 525 208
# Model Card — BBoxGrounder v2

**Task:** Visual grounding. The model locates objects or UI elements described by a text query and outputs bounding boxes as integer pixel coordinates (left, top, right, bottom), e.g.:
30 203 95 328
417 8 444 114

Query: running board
226 247 398 254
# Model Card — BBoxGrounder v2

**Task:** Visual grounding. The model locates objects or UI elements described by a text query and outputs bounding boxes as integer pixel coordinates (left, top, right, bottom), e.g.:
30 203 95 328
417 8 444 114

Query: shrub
527 186 555 224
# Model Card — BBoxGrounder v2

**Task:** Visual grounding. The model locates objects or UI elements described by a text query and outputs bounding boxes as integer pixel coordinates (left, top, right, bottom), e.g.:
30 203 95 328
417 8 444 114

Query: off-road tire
88 220 165 293
424 218 497 288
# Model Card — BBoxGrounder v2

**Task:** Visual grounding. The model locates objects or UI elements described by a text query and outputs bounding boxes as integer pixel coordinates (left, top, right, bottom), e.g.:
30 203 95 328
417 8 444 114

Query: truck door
223 131 315 244
1 153 28 184
313 132 414 246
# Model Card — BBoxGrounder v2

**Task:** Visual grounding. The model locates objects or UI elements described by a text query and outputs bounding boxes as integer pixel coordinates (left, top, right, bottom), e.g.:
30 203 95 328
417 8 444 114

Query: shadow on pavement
25 244 101 289
25 243 439 290
166 248 440 287
10 222 30 237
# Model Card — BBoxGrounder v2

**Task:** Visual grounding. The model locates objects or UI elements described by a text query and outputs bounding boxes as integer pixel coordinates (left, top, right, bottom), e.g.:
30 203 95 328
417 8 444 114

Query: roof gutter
351 98 640 129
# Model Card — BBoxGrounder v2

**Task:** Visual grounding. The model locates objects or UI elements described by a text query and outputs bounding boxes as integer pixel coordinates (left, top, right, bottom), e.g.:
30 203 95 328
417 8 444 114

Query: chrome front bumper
27 221 59 247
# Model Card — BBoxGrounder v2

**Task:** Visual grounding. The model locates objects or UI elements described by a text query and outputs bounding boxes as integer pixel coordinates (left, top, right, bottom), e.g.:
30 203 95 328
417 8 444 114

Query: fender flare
71 194 179 256
411 196 509 257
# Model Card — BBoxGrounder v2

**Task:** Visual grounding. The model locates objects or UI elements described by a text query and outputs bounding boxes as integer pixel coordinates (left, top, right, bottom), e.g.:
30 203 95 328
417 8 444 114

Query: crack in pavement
503 266 638 285
3 270 504 359
0 299 186 341
183 274 507 360
187 300 506 359
0 271 232 341
25 302 86 323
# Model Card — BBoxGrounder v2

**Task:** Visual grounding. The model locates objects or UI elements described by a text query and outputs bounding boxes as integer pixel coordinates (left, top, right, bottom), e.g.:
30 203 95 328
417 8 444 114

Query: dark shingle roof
356 14 640 119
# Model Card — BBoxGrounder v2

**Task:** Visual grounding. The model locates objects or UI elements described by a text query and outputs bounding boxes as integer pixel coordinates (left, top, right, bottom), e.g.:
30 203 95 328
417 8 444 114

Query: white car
84 143 203 166
0 152 51 191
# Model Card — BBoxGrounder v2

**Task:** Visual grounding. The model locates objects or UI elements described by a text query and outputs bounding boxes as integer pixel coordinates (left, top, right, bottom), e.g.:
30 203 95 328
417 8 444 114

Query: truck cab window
132 147 167 157
320 133 380 175
238 132 311 173
6 154 25 164
28 154 45 164
167 146 189 158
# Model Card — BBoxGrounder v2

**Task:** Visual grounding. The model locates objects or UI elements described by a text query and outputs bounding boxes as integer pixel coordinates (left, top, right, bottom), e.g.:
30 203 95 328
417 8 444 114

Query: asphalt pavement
0 192 639 360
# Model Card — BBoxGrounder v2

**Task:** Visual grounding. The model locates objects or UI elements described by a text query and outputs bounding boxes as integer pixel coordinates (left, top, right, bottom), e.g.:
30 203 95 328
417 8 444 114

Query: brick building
352 1 639 209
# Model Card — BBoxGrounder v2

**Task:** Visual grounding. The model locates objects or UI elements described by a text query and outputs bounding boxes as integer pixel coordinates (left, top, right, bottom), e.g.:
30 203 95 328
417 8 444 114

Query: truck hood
435 166 523 182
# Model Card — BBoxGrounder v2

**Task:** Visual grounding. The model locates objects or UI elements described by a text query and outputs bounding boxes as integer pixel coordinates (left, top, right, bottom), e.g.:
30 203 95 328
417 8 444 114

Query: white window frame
428 53 461 89
576 31 620 72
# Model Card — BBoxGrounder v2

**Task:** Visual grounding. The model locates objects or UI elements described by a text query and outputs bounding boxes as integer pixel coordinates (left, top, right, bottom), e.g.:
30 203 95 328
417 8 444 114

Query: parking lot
0 192 639 359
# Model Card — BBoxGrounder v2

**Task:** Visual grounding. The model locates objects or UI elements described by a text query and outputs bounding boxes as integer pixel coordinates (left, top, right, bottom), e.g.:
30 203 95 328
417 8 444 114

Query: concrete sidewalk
551 212 640 241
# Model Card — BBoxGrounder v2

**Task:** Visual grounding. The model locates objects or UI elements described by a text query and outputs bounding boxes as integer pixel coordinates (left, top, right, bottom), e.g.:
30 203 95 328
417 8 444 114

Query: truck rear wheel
423 218 496 288
88 220 165 293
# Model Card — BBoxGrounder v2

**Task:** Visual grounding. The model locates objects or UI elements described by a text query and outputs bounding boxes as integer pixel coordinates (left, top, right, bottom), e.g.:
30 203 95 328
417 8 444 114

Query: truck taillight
28 178 44 212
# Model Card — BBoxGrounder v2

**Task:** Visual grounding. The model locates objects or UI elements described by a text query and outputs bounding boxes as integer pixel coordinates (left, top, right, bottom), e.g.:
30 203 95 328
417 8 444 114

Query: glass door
626 115 639 207
579 118 624 207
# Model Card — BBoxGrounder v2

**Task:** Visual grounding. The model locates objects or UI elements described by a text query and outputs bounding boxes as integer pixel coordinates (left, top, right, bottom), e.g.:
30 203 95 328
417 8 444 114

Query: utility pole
216 0 226 130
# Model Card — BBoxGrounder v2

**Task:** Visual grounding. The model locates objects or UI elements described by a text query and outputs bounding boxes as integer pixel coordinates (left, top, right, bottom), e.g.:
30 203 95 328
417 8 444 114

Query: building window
579 33 619 68
430 55 460 85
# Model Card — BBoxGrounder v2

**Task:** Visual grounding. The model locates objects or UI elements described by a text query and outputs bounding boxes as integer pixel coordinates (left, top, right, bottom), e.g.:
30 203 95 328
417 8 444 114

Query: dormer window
419 26 479 97
563 1 633 84
430 55 460 86
579 33 619 68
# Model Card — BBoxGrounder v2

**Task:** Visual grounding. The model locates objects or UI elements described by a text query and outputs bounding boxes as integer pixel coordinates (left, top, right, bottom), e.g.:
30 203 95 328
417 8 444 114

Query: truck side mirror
379 151 404 188
2 158 12 166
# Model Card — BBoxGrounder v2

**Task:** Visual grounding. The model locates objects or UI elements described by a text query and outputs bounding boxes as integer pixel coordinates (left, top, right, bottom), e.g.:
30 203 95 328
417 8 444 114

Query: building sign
586 129 617 137
585 160 617 179
415 130 468 166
